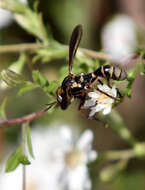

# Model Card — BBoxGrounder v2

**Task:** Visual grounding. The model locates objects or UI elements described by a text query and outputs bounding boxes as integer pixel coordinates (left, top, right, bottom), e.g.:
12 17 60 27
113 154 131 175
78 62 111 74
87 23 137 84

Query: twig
0 102 56 127
0 42 112 61
0 42 141 65
0 43 42 54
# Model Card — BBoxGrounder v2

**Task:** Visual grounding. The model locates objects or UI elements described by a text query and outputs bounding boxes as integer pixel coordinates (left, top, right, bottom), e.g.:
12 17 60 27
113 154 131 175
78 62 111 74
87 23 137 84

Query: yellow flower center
65 151 86 169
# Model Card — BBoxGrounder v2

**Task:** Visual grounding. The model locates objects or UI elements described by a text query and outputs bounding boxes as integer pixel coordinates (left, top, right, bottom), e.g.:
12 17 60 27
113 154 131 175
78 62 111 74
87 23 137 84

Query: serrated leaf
5 147 22 172
13 4 49 43
19 155 31 165
26 124 34 158
0 97 7 119
18 82 36 96
32 70 49 88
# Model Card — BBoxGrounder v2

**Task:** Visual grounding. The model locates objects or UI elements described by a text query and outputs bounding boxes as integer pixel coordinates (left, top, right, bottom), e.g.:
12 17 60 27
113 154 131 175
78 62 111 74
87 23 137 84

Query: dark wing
68 24 83 75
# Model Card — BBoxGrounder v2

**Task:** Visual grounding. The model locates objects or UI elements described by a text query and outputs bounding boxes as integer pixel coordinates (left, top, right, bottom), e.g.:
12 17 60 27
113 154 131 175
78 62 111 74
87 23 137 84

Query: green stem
102 109 137 146
0 43 111 61
101 149 135 161
0 43 42 54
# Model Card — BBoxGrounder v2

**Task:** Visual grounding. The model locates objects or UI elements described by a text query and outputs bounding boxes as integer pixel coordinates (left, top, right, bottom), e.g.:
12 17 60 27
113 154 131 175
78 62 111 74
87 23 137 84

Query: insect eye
58 95 63 103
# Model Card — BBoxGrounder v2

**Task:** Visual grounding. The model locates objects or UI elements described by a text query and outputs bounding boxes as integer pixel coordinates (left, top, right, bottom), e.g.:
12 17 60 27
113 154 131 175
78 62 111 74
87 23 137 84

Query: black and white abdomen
94 65 126 81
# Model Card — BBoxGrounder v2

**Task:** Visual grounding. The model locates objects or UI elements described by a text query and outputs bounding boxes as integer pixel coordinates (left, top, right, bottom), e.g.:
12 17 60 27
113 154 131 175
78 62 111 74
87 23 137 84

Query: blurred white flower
102 15 137 61
0 0 27 29
83 84 117 117
0 9 13 29
0 125 97 190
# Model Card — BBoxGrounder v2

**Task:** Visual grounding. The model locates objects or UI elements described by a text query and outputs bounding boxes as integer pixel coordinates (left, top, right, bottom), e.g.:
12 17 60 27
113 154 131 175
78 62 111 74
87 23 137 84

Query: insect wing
68 24 83 74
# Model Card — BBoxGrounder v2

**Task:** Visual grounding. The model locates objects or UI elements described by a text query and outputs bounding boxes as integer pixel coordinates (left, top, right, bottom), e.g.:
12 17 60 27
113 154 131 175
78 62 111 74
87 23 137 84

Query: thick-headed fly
56 25 126 110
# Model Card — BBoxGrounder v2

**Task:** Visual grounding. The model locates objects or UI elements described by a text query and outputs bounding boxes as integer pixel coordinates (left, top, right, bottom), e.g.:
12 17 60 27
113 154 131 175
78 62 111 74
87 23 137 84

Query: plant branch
0 43 42 54
0 103 55 127
0 42 112 61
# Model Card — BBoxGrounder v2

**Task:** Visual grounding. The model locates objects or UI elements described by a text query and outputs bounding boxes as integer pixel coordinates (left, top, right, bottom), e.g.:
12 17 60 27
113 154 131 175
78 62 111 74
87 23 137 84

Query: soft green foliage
26 124 34 158
99 160 128 182
112 171 145 190
125 52 145 97
5 147 30 172
102 110 137 146
32 70 49 88
33 47 67 63
0 98 7 120
17 81 37 96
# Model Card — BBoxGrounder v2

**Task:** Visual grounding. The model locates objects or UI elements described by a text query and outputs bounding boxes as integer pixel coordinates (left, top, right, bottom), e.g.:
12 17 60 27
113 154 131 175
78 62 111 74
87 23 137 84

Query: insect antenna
68 24 83 75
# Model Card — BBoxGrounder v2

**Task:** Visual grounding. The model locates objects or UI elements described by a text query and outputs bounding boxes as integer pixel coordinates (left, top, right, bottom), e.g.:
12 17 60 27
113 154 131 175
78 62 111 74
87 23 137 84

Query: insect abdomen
93 65 126 81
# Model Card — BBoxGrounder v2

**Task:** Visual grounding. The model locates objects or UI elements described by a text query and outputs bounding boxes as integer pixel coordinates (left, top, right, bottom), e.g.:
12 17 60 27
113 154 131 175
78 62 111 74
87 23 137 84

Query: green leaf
0 0 49 42
125 61 140 97
6 147 22 172
140 62 145 75
19 155 31 165
26 124 34 158
46 80 58 96
0 97 7 119
139 53 145 75
14 5 49 42
9 53 26 74
18 81 37 96
5 146 31 172
32 70 49 88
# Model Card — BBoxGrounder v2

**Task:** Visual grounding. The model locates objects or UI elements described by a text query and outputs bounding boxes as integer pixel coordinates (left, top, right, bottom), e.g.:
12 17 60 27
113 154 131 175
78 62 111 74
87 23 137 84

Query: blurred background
0 0 145 190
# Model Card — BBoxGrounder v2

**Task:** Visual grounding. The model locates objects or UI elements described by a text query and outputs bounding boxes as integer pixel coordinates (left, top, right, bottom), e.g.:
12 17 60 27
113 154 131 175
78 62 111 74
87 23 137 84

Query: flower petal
111 85 117 97
89 109 96 117
77 130 93 152
88 151 98 162
83 99 96 108
64 166 91 190
98 84 110 93
88 92 98 99
103 106 112 115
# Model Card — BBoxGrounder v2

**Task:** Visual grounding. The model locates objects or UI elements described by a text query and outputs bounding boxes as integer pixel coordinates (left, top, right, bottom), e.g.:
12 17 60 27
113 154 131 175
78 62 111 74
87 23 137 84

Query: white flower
0 125 97 190
0 0 27 29
102 14 137 61
83 84 117 117
0 9 13 29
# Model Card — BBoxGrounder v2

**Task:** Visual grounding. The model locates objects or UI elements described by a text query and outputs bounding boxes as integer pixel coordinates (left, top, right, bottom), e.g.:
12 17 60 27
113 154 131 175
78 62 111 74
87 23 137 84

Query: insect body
56 25 126 110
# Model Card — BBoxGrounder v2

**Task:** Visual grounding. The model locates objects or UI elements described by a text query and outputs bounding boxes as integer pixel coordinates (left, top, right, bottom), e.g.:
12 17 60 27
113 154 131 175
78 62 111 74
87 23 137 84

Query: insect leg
96 87 119 101
98 79 103 85
78 94 86 110
45 101 57 111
